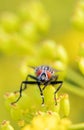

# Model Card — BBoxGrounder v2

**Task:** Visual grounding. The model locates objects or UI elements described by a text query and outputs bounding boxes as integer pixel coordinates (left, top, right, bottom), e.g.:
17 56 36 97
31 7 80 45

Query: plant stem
66 68 84 88
64 81 84 98
69 123 84 130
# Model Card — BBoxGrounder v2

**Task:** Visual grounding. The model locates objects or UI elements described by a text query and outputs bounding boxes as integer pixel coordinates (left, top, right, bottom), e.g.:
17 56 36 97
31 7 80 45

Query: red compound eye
46 71 52 79
36 69 42 76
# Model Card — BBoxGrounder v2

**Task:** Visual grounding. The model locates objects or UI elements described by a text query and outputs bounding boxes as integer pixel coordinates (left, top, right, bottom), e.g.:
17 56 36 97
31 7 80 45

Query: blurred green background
0 0 84 128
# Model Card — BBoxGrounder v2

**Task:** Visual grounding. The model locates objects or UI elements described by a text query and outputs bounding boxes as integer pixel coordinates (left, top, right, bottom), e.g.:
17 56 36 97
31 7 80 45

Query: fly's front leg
11 75 37 104
42 75 63 105
39 75 58 105
25 74 37 88
37 83 44 106
54 81 63 105
11 81 27 104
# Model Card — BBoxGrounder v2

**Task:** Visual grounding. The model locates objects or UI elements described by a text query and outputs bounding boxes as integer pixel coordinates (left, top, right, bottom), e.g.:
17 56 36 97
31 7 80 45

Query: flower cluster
0 1 50 55
72 0 84 31
2 92 70 130
77 43 84 75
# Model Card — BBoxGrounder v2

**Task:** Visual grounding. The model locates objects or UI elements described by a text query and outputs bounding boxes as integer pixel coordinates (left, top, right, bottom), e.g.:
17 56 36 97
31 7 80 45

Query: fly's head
35 65 55 83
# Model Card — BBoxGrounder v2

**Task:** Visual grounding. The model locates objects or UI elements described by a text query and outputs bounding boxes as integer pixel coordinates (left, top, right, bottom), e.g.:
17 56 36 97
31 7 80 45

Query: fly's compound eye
46 71 52 79
36 69 42 76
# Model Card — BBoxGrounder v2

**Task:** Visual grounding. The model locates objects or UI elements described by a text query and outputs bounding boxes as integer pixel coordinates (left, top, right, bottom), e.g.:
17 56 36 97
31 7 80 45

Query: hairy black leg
54 81 63 105
26 75 44 105
11 75 37 104
37 84 44 106
41 75 63 105
23 74 37 92
25 74 37 82
39 75 59 105
11 81 25 104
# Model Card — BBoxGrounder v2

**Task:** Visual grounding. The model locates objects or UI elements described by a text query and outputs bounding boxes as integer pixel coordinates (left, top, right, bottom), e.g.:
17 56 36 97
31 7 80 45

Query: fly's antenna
28 65 36 69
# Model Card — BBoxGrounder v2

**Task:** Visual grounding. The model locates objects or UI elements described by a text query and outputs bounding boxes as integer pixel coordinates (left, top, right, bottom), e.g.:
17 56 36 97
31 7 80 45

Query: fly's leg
11 75 37 104
41 75 63 105
37 83 44 106
54 81 63 105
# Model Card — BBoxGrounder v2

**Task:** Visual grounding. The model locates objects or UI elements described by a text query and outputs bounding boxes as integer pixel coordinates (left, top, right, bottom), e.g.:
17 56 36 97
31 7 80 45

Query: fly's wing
54 68 64 74
54 69 62 72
